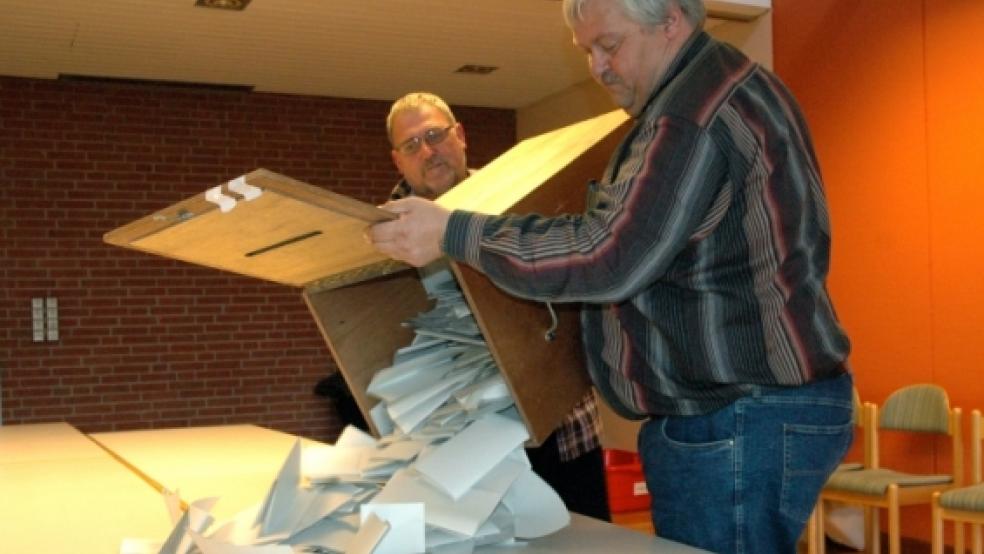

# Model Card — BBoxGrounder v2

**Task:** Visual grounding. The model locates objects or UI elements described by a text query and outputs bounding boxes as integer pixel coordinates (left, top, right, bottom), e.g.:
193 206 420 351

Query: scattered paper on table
120 268 571 553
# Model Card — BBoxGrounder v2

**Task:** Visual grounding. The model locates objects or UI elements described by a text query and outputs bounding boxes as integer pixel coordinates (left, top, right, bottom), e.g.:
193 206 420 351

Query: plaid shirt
390 179 602 460
442 31 850 418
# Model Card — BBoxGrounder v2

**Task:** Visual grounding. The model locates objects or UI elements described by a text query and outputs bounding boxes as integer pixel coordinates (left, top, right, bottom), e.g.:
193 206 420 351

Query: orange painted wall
774 0 984 543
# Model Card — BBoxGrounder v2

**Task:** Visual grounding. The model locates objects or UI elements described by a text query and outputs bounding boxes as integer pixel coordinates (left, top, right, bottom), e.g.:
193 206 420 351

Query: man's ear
663 4 685 37
391 148 404 173
455 122 467 149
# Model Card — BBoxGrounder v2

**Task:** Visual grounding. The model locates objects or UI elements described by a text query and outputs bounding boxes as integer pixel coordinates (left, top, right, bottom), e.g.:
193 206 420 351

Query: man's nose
589 52 608 82
419 141 437 158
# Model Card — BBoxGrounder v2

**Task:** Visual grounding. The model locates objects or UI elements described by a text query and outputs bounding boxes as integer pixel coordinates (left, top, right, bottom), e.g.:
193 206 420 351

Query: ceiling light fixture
454 64 498 75
195 0 252 11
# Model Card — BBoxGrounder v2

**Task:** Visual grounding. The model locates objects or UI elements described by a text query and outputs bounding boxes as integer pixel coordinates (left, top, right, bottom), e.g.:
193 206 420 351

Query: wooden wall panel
925 0 984 424
775 0 931 402
775 0 984 544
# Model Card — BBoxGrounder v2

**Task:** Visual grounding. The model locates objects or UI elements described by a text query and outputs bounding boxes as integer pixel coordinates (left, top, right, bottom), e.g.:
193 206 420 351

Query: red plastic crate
604 449 651 513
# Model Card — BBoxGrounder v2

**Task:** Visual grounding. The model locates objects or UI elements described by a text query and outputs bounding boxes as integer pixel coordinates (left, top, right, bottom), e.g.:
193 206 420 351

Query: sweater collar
636 29 711 118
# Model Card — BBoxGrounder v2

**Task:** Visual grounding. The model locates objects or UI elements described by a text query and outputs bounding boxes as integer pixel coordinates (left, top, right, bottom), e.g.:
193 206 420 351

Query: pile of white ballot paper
122 269 570 554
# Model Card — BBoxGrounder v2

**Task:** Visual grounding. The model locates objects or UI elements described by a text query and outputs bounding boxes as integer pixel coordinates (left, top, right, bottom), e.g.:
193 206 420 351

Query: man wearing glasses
384 91 611 523
386 92 469 201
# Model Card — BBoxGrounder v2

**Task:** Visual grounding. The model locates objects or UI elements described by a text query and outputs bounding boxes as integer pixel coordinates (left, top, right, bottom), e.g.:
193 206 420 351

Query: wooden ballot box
104 110 631 445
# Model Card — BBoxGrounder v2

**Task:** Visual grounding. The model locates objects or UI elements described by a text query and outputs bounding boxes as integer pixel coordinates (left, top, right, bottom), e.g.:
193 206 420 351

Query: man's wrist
443 210 488 268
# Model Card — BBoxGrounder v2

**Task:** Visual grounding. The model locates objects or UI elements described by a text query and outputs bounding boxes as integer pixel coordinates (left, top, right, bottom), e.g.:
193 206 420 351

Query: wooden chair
836 387 871 472
933 409 984 554
817 384 963 554
806 387 871 554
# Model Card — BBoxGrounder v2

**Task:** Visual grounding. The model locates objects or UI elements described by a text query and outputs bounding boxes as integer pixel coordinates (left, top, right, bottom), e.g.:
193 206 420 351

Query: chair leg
805 504 819 554
889 486 901 554
973 522 982 554
932 496 944 554
870 506 881 554
957 519 966 554
816 500 827 554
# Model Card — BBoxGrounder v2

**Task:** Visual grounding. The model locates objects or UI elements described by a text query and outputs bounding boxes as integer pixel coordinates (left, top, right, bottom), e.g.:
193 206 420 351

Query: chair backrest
880 384 952 433
870 384 962 481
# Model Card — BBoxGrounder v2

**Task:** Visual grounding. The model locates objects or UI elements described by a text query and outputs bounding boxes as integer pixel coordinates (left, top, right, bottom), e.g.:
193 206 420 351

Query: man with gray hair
385 91 611 522
370 2 852 550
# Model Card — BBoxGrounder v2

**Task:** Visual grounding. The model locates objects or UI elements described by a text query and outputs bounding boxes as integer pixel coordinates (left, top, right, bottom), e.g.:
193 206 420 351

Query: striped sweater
443 31 850 418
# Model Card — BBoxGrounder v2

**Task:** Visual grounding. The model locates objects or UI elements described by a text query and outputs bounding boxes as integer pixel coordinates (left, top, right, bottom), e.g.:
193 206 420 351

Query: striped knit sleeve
439 116 729 304
443 210 489 269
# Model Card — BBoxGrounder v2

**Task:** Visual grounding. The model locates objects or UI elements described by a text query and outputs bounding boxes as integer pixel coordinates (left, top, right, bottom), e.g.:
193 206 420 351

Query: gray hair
562 0 706 29
386 92 457 144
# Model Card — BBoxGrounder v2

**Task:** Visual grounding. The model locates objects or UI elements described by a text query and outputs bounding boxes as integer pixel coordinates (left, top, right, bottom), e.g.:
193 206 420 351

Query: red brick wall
0 76 516 442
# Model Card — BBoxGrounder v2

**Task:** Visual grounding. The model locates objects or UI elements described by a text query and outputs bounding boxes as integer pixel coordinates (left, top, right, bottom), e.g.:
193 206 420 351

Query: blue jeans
638 373 853 553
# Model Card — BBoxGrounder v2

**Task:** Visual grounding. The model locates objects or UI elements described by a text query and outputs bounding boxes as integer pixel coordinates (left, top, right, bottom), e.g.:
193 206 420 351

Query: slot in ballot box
104 110 631 445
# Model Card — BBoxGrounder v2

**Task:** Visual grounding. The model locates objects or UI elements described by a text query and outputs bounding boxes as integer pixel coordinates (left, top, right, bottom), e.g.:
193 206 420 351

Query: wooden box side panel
303 271 432 437
454 264 590 445
436 110 630 216
508 121 631 215
456 121 632 445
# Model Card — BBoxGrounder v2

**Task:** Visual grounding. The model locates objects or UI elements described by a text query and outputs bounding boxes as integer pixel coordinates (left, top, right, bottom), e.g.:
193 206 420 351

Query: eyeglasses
393 125 454 156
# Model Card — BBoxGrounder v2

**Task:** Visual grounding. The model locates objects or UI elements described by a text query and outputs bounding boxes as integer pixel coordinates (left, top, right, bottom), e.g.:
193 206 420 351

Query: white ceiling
0 0 765 109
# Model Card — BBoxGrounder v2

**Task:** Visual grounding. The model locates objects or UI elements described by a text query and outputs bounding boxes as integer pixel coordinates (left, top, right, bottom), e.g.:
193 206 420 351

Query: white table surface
480 513 709 553
0 423 173 553
0 421 107 463
92 424 707 552
90 423 315 522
